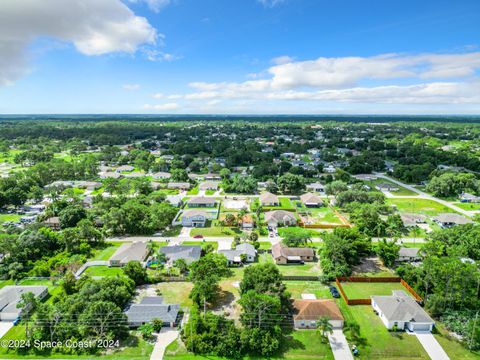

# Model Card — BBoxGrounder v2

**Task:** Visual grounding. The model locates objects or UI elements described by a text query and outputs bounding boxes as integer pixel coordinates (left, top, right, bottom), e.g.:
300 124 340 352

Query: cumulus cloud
173 52 480 106
123 84 141 90
0 0 157 85
144 102 180 111
144 49 181 62
271 55 294 65
257 0 286 7
129 0 171 13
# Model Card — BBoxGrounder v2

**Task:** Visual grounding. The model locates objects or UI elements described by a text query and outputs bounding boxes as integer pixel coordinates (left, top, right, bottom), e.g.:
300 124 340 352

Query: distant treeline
1 114 480 123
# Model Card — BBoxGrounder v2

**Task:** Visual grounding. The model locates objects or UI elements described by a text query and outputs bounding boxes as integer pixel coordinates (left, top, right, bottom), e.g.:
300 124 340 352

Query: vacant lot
155 282 193 307
340 281 413 299
285 281 332 299
259 253 320 276
190 226 241 237
387 198 454 216
84 266 125 277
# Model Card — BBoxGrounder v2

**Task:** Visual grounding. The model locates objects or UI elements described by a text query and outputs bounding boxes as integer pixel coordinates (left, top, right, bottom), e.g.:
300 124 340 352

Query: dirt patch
352 256 389 275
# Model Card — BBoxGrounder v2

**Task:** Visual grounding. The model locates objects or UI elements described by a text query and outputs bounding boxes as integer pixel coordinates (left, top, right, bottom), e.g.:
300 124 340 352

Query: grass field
155 282 193 307
91 245 121 260
84 266 125 277
0 213 21 227
259 253 320 276
285 281 332 299
181 240 218 250
190 226 241 237
164 330 334 359
387 198 455 216
453 202 480 211
301 207 343 224
364 178 418 196
340 281 413 299
0 325 153 359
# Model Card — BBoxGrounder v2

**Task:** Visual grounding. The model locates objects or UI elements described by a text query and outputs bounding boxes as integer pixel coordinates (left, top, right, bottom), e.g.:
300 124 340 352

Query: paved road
375 173 474 217
150 328 179 360
328 329 354 360
415 331 450 360
372 237 426 243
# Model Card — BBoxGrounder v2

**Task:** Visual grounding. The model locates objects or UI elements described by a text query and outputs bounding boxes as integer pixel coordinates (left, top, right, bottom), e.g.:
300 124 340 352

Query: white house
292 299 344 329
371 290 434 332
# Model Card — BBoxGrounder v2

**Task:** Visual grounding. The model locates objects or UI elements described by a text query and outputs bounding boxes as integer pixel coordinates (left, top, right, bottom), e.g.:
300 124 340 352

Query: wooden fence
335 276 423 305
282 275 320 281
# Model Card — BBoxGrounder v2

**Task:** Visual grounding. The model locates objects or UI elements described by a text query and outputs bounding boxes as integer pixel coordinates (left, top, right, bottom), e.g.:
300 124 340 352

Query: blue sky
0 0 479 114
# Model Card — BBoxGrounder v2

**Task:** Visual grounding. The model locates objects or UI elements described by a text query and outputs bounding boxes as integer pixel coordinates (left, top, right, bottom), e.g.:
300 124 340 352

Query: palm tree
316 316 333 341
344 321 360 340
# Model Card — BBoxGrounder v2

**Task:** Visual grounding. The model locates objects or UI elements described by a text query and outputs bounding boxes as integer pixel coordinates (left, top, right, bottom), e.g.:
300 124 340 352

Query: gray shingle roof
110 242 149 264
432 213 472 225
372 291 433 323
159 246 202 264
125 296 179 324
398 247 420 258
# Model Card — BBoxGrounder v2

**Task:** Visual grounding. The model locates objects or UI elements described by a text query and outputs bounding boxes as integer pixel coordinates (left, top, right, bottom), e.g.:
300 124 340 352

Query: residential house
125 296 179 327
375 183 399 192
187 196 217 208
264 210 297 227
123 171 145 178
432 213 473 228
167 182 191 190
372 290 434 331
241 214 254 229
459 192 480 203
204 173 221 181
158 245 202 265
324 165 336 173
100 171 122 179
271 243 314 264
353 174 378 181
397 247 422 262
109 242 150 267
151 172 171 180
166 195 183 207
116 165 134 173
260 192 280 206
181 210 208 227
400 213 427 227
306 182 325 194
219 243 257 265
198 181 220 191
0 286 48 321
292 299 344 329
43 217 60 230
300 193 323 207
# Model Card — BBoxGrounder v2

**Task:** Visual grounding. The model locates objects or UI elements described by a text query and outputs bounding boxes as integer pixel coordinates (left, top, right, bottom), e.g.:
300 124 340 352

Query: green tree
316 316 333 341
124 261 148 285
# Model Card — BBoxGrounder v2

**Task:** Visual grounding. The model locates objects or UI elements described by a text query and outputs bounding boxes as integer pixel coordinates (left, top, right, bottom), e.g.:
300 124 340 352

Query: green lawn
84 266 125 277
257 241 272 250
181 240 218 250
155 282 193 307
258 254 320 277
434 323 480 360
299 207 343 225
91 245 121 260
364 178 418 196
187 186 199 195
337 302 430 360
453 202 480 211
0 325 153 359
165 330 334 359
278 227 323 237
0 279 15 289
285 281 332 299
262 197 295 211
340 281 413 300
0 213 21 227
387 198 456 216
190 226 242 237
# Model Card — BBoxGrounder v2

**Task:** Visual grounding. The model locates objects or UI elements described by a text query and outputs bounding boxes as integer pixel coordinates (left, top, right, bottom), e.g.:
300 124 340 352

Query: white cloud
143 102 180 111
0 0 157 85
123 84 141 90
144 49 181 62
128 0 171 13
257 0 286 7
271 55 294 65
152 93 163 98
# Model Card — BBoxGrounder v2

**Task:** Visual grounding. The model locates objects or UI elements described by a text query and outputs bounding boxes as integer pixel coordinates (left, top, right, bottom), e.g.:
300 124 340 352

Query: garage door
411 323 431 331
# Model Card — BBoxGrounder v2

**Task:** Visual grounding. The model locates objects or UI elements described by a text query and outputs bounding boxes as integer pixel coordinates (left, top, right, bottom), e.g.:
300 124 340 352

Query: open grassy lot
298 206 343 225
155 282 193 307
257 241 272 250
181 240 219 250
340 281 414 299
285 281 332 299
91 244 121 260
337 301 429 360
364 178 418 196
0 325 153 359
258 253 320 277
0 213 22 227
164 330 334 360
84 266 125 277
453 202 480 211
387 198 455 216
261 197 295 211
278 227 323 237
190 226 241 237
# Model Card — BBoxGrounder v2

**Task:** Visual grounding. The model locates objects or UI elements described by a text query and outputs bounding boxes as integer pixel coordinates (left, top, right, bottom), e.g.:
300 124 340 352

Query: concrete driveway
328 329 354 360
415 331 450 360
0 322 14 339
150 328 179 360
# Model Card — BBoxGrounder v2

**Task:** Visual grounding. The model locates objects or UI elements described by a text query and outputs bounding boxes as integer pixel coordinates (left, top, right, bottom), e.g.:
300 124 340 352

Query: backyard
339 281 415 300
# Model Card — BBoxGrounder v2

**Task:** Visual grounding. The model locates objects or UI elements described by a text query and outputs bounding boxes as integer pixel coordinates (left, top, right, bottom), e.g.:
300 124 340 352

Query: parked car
329 286 340 298
193 235 204 239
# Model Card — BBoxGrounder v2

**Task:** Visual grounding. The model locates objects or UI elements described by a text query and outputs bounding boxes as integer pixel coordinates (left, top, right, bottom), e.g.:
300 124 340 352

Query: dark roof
125 296 179 324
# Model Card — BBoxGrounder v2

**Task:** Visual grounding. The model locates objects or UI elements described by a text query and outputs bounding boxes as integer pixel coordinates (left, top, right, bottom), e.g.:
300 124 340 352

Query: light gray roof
260 192 279 204
0 286 48 317
167 182 191 189
125 296 179 324
159 245 201 264
400 213 427 227
300 192 322 204
398 247 420 258
264 210 296 224
372 291 433 323
219 243 256 261
151 172 171 179
110 242 149 264
198 181 220 190
182 209 208 218
432 213 473 225
188 196 217 205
